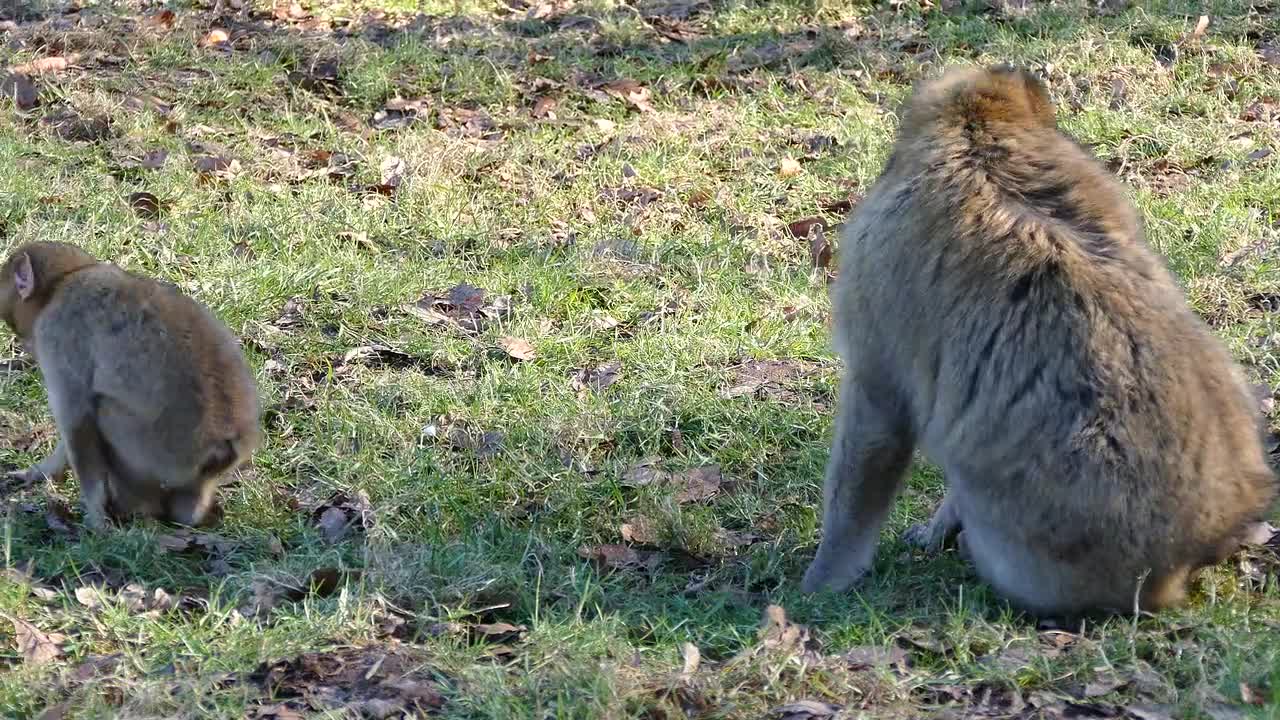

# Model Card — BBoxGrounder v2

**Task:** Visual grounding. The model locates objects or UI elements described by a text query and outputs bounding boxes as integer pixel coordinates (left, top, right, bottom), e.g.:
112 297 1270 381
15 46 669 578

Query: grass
0 0 1278 717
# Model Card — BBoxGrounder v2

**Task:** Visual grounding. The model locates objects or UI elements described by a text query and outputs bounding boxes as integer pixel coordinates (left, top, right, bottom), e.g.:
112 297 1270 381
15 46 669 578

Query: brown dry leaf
531 95 558 119
10 55 78 74
404 284 511 334
1 73 38 110
787 217 826 238
620 457 669 487
578 543 652 570
569 360 622 395
12 617 65 665
143 9 176 30
1239 682 1266 705
779 157 802 177
309 491 374 543
810 225 833 270
757 605 821 662
128 191 162 220
773 700 842 719
620 515 659 544
499 337 536 361
199 28 231 48
379 154 406 190
671 464 721 503
473 622 527 642
843 645 909 672
600 79 654 112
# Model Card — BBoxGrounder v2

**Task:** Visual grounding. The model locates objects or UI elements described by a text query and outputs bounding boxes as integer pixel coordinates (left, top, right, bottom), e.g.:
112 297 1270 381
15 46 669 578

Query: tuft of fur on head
898 64 1057 141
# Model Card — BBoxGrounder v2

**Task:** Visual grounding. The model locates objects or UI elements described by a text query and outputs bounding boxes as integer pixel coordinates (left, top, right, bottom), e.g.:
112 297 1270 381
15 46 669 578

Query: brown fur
0 241 261 528
799 64 1277 616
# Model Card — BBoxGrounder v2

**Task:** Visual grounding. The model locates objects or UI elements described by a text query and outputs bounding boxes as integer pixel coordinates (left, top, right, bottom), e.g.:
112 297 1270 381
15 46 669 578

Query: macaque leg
64 417 114 530
6 440 69 487
801 376 914 594
903 488 962 553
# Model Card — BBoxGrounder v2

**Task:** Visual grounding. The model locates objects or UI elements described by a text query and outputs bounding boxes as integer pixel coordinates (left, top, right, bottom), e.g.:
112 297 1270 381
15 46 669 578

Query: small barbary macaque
800 65 1277 615
0 241 261 529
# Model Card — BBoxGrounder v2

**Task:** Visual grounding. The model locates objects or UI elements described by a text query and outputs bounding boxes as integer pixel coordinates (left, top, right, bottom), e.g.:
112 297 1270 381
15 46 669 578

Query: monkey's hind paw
4 467 47 491
903 521 955 554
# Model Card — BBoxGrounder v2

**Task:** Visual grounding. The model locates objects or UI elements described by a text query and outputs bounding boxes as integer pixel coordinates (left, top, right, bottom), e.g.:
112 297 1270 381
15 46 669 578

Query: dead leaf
757 605 821 661
671 464 721 503
41 109 112 142
620 515 659 544
773 700 841 719
10 55 78 74
499 337 536 361
600 79 654 112
578 543 651 570
779 157 802 177
74 585 106 609
309 491 374 543
620 457 669 487
199 28 231 48
128 191 162 220
843 645 909 672
787 217 826 238
531 95 558 119
1 73 38 110
1239 682 1267 705
12 616 65 665
473 622 527 642
810 225 833 270
570 361 622 395
404 284 511 334
143 9 176 30
379 154 406 189
680 642 700 675
1246 147 1272 163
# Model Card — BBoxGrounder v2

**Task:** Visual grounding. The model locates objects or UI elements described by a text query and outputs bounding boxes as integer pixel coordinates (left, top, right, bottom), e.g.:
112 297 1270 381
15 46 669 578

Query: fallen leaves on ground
127 191 162 219
498 336 536 361
310 491 374 543
720 359 824 403
618 458 722 503
249 643 446 718
599 79 654 112
404 283 512 333
570 360 622 395
577 542 659 571
773 700 841 719
12 616 66 665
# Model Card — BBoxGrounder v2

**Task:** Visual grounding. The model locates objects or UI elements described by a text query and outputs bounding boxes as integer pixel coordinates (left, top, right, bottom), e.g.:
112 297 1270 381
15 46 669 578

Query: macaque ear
13 252 35 300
